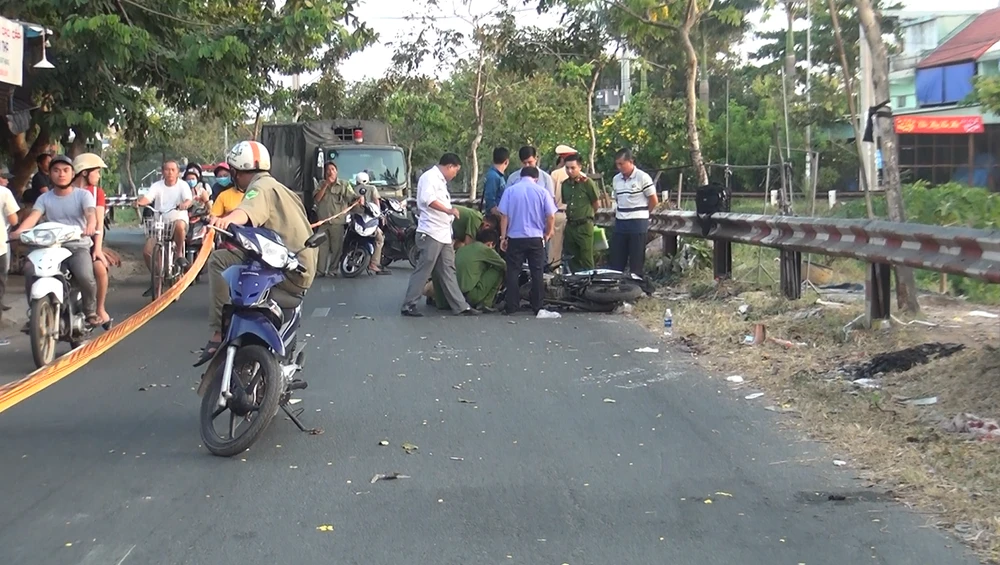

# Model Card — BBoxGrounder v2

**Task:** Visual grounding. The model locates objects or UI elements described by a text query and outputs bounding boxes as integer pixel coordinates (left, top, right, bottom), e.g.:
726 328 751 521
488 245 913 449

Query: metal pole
804 0 813 196
859 24 876 192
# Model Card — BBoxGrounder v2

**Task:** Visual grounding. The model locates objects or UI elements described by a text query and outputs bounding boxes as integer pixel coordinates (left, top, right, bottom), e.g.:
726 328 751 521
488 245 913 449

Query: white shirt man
401 153 478 317
0 172 21 311
145 177 194 224
610 150 659 274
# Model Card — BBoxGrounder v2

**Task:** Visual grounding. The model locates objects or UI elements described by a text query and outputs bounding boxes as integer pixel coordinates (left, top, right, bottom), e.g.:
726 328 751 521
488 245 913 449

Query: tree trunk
1 121 51 196
855 0 920 313
124 143 136 195
586 67 602 175
827 0 875 218
680 0 708 186
784 0 796 82
469 48 488 199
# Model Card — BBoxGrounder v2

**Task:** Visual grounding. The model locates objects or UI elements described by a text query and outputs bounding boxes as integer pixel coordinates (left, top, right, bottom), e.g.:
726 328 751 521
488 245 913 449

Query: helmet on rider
213 162 230 177
72 153 108 176
226 141 271 192
49 154 74 172
355 171 370 185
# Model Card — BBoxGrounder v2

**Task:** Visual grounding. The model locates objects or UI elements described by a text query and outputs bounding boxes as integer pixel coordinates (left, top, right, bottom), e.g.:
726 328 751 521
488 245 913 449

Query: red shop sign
894 115 985 134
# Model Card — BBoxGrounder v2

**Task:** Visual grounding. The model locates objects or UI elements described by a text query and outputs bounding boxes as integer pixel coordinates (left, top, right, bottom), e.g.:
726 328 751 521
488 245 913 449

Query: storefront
895 114 1000 191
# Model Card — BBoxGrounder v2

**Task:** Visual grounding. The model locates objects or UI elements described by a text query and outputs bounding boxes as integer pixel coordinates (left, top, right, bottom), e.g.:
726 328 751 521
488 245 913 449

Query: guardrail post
662 234 678 257
779 250 802 300
713 239 732 279
866 262 891 325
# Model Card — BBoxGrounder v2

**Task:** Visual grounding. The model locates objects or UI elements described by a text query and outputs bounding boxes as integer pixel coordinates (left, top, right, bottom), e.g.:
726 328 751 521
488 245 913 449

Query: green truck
260 120 409 221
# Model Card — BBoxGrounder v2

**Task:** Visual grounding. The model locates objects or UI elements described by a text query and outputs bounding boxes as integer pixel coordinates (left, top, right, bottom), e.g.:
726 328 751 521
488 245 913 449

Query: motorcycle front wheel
199 344 283 457
581 283 644 304
29 298 59 368
340 246 371 278
150 243 164 302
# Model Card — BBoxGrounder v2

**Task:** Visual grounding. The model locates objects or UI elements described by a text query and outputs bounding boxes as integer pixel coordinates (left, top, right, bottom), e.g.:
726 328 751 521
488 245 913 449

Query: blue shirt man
482 146 510 214
497 166 556 315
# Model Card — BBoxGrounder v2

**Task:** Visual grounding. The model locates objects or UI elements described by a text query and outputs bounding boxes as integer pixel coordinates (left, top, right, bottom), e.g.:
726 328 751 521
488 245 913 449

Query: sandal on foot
193 339 222 367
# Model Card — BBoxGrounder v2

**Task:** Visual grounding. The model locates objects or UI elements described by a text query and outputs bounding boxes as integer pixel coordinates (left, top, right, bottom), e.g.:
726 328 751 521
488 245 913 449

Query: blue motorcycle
194 224 327 457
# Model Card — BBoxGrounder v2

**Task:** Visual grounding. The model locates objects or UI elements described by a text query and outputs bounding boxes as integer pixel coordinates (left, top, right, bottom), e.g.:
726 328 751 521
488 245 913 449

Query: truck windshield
319 148 407 187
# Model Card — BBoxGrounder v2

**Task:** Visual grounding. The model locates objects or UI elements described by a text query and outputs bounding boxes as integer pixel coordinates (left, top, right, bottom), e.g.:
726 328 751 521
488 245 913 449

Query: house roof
917 8 1000 69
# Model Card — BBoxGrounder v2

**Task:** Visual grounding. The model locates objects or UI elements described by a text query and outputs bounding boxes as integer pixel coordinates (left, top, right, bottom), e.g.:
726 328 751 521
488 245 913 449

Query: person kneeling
424 229 505 311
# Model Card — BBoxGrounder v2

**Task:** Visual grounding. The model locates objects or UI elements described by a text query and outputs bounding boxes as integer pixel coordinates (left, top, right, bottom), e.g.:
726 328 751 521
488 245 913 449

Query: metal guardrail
592 208 1000 325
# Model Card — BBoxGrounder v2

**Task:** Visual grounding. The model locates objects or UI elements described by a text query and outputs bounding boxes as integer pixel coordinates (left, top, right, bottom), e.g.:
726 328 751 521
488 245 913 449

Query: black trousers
609 230 647 274
504 237 546 314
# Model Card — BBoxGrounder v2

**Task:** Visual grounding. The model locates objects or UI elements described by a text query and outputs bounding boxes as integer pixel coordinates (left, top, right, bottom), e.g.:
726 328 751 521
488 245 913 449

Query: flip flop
193 339 222 367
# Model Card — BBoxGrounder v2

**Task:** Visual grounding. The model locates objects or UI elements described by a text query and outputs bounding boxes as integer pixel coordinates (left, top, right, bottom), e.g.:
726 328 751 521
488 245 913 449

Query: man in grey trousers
401 153 480 317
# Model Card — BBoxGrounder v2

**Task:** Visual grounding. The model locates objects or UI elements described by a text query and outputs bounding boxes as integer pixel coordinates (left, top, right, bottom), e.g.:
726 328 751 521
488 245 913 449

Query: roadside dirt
632 282 1000 561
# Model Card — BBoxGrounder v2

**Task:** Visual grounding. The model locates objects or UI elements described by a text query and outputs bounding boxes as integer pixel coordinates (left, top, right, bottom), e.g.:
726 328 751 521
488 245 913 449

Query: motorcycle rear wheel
200 344 283 457
581 283 644 304
29 298 58 368
406 241 419 269
150 243 164 302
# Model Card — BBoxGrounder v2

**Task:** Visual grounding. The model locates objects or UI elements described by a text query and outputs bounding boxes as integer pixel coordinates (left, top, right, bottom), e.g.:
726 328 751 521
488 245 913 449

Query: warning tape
0 231 216 414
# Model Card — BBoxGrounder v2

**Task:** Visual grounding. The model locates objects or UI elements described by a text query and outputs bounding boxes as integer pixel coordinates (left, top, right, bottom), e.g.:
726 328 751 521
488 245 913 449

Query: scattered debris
768 337 806 348
0 339 9 346
536 309 561 319
714 491 733 497
316 524 334 532
370 472 411 483
792 307 823 320
352 314 374 320
903 396 938 406
726 375 745 383
815 299 846 308
449 456 464 461
745 392 765 400
603 398 617 403
851 378 881 389
635 347 659 353
944 414 1000 439
457 398 476 404
843 343 965 380
401 442 419 454
968 311 999 319
378 440 389 446
833 460 847 467
737 304 750 317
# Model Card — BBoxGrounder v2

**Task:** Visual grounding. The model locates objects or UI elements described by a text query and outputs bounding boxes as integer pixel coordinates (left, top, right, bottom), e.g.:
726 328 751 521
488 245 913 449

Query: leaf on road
402 442 418 454
371 472 411 483
457 398 476 404
316 524 334 532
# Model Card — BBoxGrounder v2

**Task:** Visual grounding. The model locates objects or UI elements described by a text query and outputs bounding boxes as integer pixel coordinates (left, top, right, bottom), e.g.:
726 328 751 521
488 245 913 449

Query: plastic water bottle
663 307 673 337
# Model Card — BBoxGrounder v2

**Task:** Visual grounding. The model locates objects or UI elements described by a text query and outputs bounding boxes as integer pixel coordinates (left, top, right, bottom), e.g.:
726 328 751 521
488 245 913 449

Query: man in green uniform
452 205 484 249
560 153 600 272
427 229 505 311
313 161 359 276
198 140 318 364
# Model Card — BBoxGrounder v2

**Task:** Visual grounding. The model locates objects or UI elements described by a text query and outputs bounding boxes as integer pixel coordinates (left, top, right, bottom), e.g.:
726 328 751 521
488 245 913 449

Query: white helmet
226 140 271 172
72 153 108 175
355 171 370 184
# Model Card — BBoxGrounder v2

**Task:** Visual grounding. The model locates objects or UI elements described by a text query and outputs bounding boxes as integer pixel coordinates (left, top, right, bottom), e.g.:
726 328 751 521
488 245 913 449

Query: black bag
695 183 728 237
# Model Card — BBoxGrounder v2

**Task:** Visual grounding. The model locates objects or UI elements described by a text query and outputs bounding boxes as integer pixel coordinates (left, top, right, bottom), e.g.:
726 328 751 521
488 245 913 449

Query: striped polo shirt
613 167 656 221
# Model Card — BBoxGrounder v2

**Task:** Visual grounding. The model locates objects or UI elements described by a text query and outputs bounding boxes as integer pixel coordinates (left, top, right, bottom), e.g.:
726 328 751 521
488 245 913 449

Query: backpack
694 183 728 237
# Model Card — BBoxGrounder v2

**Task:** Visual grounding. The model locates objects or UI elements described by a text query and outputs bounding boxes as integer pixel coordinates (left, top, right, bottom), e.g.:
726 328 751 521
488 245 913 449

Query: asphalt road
0 256 979 564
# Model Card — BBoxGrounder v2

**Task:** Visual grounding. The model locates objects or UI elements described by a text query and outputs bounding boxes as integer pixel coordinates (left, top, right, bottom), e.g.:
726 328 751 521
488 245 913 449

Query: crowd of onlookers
401 143 660 317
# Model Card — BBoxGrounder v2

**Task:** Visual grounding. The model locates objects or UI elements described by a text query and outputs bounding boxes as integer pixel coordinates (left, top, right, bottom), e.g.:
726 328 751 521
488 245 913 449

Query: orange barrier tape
0 231 216 414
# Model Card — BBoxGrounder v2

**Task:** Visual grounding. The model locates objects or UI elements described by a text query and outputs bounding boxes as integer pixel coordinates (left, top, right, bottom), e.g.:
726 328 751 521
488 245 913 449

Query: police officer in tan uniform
199 141 318 363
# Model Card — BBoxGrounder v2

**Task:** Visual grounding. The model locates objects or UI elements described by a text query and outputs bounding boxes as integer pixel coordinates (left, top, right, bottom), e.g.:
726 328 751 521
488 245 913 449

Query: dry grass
633 281 1000 561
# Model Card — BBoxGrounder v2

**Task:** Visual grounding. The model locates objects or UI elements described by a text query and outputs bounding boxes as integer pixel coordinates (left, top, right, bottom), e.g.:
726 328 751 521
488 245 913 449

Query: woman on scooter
71 153 114 328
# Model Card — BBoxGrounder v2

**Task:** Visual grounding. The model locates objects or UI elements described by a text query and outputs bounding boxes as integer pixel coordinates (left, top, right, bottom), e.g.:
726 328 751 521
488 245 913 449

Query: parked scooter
339 187 381 278
194 224 328 457
379 197 418 268
18 222 94 367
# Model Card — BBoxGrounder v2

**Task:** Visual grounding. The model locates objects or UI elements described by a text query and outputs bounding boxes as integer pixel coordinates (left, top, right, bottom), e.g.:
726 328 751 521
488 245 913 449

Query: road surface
0 258 978 564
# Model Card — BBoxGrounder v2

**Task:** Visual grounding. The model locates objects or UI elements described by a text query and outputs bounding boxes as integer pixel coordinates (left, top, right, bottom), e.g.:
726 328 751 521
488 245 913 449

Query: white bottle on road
663 307 673 337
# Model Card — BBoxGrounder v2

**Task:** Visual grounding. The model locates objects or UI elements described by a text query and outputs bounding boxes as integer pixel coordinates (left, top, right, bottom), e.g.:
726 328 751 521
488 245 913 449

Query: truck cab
313 127 407 198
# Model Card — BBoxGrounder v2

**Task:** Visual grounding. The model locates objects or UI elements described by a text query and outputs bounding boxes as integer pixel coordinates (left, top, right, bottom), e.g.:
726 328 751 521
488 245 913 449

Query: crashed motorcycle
497 258 651 313
194 224 328 457
379 197 418 268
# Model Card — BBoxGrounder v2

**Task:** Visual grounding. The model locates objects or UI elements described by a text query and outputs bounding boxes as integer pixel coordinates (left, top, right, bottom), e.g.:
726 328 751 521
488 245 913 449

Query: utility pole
859 24 876 192
621 52 632 104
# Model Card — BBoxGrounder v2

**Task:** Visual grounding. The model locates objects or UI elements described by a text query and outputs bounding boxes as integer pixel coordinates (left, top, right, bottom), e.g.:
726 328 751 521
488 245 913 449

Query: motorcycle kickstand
280 402 323 435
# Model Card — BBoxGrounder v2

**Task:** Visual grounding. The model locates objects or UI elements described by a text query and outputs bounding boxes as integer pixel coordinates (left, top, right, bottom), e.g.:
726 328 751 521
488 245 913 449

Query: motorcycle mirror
305 230 329 249
358 187 367 196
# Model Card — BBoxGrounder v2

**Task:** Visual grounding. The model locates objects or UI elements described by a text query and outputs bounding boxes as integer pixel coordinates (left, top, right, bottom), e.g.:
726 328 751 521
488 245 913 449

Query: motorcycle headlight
237 232 261 255
256 233 290 269
357 224 378 237
21 229 56 246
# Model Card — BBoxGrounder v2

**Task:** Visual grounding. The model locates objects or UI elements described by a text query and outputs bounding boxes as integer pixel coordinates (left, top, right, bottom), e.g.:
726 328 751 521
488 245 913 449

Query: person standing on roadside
548 144 576 266
561 154 600 272
400 153 480 318
481 147 509 216
610 149 658 275
498 166 556 315
313 161 359 277
0 167 20 314
22 153 52 206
